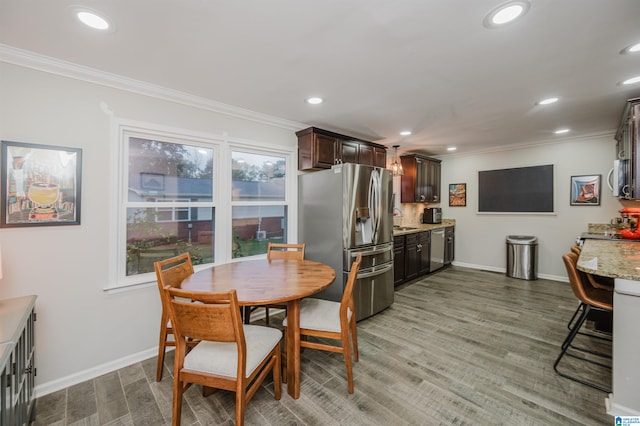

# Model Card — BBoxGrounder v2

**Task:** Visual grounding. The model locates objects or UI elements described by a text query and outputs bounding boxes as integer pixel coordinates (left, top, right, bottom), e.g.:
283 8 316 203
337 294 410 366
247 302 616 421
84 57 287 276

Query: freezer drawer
344 242 393 271
349 262 394 321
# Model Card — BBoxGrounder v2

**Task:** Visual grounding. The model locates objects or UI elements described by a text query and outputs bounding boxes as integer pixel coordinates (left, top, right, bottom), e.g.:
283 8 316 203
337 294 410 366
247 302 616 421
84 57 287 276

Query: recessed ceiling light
77 11 110 30
620 41 640 55
554 128 570 134
306 97 323 105
483 1 530 28
621 75 640 86
537 97 559 105
400 131 412 136
447 147 457 151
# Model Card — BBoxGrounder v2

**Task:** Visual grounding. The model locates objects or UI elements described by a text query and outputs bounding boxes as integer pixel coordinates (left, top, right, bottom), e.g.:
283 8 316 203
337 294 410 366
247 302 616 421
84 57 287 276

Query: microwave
423 208 442 224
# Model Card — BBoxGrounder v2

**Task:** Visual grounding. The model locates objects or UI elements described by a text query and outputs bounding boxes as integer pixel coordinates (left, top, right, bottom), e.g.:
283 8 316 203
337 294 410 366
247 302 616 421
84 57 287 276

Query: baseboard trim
35 347 158 398
451 261 566 282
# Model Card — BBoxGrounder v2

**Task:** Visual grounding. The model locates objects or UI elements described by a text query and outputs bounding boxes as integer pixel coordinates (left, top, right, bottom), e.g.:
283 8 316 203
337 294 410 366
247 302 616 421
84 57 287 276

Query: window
112 122 295 290
231 150 287 258
120 131 216 283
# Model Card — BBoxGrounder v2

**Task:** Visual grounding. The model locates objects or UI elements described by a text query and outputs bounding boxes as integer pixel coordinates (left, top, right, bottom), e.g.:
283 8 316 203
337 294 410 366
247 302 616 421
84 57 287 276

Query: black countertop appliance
423 207 442 224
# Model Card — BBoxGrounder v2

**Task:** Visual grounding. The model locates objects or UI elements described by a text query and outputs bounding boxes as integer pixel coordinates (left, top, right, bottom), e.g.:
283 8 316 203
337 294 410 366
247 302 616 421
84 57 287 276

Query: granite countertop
578 239 640 281
392 219 455 236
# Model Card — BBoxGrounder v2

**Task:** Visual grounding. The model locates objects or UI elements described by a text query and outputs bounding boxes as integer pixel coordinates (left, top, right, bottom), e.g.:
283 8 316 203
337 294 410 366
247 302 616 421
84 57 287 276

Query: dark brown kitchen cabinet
393 235 406 286
444 226 455 265
400 154 442 203
614 97 640 199
296 127 387 171
404 233 419 281
418 231 431 275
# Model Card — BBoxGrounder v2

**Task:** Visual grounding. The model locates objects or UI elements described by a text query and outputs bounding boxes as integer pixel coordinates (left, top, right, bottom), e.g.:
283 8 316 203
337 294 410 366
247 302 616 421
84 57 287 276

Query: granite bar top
392 219 455 236
578 239 640 281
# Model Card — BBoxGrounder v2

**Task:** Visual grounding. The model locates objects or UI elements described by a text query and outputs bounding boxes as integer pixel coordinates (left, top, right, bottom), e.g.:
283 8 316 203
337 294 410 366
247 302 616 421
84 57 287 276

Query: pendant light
391 145 404 176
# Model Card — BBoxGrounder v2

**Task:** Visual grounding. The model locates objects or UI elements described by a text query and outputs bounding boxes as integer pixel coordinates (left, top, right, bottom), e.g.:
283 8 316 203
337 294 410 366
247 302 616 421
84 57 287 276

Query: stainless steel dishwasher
430 228 445 272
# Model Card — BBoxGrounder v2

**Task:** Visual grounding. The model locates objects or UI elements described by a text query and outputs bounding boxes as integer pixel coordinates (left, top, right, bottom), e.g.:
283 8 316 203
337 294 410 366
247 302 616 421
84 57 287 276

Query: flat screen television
478 164 554 213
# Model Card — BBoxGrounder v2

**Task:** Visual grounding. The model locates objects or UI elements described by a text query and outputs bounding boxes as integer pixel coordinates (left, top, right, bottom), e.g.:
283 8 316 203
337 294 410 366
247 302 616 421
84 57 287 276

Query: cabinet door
314 133 339 168
428 160 441 203
341 140 359 164
444 227 455 265
373 147 387 168
418 232 430 275
393 236 405 286
358 143 374 166
405 234 419 280
415 158 428 202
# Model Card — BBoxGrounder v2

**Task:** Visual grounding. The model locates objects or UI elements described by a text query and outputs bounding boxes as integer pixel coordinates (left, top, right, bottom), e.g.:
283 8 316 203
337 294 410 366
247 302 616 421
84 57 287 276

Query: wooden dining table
180 258 336 399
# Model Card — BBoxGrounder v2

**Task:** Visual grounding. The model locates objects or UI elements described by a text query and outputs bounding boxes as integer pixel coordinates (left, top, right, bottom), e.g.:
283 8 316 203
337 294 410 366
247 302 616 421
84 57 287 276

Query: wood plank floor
33 266 614 425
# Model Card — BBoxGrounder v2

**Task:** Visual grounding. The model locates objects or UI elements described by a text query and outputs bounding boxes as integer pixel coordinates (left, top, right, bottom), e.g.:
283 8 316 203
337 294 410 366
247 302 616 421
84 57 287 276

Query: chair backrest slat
267 242 305 260
166 287 243 344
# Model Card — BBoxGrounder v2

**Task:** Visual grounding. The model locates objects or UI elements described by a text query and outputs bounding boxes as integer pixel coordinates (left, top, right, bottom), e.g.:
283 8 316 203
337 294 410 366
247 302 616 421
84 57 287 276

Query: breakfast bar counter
577 239 640 416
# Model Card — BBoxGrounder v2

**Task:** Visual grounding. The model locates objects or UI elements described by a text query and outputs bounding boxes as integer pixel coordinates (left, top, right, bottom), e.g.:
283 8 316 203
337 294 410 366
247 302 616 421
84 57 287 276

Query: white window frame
107 119 297 292
228 142 295 259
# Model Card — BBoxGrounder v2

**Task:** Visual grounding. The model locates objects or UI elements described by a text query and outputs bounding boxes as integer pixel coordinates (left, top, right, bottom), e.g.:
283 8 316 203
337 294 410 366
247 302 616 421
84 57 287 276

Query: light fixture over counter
390 145 404 176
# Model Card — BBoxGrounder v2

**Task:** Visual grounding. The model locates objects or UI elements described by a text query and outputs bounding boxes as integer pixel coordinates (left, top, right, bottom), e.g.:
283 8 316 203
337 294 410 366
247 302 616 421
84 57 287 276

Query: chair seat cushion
183 325 281 378
283 298 349 333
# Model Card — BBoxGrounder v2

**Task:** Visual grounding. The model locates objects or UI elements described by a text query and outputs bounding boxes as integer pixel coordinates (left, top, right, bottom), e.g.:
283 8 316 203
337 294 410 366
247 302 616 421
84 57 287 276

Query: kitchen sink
393 226 419 231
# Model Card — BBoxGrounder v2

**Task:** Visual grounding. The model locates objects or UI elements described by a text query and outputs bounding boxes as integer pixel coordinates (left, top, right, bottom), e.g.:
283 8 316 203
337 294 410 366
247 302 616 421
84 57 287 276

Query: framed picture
1 140 82 227
449 183 467 207
570 174 601 206
140 172 165 191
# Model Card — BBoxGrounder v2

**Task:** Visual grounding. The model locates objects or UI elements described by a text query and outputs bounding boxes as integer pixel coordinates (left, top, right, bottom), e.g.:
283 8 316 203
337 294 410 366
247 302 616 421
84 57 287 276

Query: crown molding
0 44 306 131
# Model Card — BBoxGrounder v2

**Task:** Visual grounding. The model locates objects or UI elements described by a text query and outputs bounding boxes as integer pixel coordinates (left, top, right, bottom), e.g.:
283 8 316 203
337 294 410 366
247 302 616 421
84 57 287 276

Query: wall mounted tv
478 164 554 213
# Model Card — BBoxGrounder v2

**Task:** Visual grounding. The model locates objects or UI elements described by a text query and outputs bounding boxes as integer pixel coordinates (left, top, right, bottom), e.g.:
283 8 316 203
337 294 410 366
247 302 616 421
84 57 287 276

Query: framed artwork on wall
1 140 82 227
570 174 601 206
449 183 467 207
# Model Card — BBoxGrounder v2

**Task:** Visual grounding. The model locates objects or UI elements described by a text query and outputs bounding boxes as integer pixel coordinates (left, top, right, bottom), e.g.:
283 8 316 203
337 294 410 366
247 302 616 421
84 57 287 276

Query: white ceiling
1 0 640 155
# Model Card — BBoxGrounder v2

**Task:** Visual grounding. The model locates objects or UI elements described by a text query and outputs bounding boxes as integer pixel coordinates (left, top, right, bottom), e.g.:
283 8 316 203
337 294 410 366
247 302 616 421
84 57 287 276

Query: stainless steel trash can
506 235 538 280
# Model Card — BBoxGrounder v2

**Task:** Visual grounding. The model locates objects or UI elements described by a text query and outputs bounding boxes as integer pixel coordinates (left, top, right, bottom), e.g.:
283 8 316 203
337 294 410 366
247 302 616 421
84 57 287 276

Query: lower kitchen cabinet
0 295 37 426
394 226 454 286
418 231 431 275
393 235 406 286
444 226 455 265
404 233 419 281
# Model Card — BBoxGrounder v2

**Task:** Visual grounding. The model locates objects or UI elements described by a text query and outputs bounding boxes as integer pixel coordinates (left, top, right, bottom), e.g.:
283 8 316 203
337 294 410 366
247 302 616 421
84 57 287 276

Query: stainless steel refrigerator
298 163 394 321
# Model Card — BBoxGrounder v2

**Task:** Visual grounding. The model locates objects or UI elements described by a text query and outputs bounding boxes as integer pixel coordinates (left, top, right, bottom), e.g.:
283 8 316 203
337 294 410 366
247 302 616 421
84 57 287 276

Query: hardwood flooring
33 266 613 425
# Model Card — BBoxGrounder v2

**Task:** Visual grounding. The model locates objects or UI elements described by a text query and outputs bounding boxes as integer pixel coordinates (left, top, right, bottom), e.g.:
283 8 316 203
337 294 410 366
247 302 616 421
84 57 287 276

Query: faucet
393 207 402 217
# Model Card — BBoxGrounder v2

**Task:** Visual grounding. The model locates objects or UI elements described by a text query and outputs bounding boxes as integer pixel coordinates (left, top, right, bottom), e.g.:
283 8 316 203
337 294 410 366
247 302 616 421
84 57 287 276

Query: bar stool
554 252 612 393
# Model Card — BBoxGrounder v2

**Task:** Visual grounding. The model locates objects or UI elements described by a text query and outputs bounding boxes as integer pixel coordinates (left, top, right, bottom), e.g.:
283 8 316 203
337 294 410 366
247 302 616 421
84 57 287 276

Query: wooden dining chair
554 252 612 393
153 253 194 382
283 253 362 393
164 287 282 426
244 242 306 325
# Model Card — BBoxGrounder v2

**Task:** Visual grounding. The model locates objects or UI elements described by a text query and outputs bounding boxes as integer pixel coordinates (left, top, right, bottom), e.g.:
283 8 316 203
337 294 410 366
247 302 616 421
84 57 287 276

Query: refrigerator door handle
349 243 393 258
357 262 393 279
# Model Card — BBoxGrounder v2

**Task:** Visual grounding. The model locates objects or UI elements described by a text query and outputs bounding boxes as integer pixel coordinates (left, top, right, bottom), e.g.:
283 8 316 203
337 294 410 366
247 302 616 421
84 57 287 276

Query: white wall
0 61 300 395
439 136 621 279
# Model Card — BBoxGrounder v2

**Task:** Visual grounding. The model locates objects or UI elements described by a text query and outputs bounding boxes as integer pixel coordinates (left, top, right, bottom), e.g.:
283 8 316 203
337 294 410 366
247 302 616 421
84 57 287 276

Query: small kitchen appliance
423 207 442 224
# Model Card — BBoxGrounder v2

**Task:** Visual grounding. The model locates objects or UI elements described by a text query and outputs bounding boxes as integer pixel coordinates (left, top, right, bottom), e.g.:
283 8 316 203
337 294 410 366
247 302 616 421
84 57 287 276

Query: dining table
180 258 336 399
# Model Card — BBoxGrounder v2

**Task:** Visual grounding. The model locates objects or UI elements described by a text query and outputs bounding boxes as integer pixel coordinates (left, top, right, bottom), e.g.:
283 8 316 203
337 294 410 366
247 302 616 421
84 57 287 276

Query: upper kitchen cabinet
614 97 640 199
296 127 386 171
400 154 441 203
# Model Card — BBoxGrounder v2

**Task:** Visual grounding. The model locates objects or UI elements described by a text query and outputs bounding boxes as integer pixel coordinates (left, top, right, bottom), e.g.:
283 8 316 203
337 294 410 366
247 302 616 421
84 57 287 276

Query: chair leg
157 316 169 382
236 385 246 426
172 376 183 426
281 327 287 383
350 317 359 362
273 349 282 400
554 305 611 393
342 331 354 394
